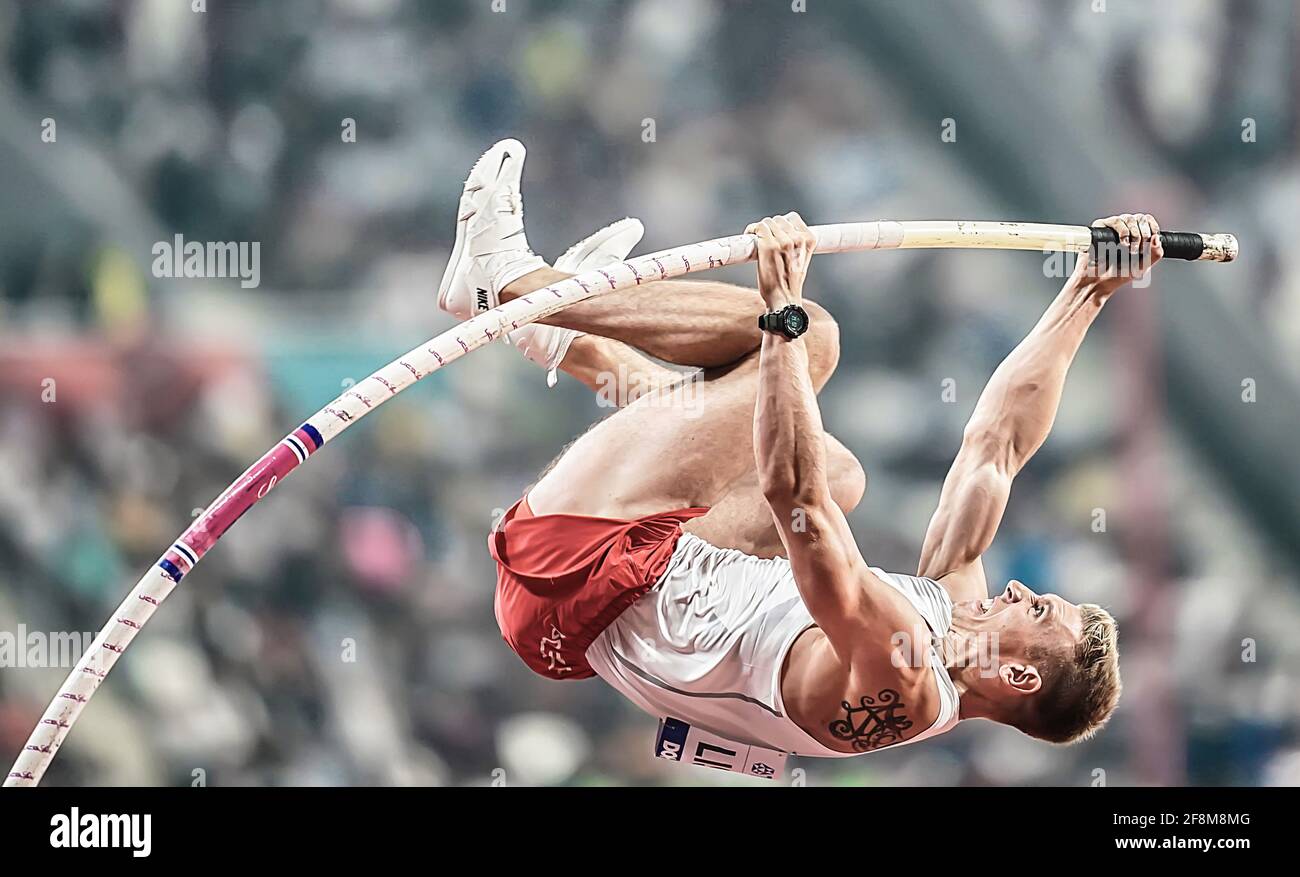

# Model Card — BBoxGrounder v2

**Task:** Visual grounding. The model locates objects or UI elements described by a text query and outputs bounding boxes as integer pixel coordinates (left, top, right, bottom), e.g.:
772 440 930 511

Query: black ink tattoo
829 688 913 751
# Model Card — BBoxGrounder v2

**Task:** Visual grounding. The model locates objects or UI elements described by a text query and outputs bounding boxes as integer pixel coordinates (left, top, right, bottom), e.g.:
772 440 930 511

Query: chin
954 597 996 625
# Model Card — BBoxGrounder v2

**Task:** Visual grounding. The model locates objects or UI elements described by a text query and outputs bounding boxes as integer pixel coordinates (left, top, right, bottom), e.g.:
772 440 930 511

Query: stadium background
1 0 1297 786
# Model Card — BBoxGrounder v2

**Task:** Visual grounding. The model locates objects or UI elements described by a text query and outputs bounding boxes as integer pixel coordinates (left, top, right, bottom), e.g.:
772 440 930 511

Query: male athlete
439 139 1152 767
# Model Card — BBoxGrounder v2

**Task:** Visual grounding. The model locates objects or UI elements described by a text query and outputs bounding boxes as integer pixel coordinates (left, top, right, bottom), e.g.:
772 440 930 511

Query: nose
1003 581 1025 603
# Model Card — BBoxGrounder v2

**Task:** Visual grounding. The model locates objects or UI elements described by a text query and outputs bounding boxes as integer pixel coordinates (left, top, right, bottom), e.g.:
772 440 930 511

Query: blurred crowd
0 0 1297 786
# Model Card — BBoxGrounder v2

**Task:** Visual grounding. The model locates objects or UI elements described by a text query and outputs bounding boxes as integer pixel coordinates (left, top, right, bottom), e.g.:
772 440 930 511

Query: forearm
503 267 763 369
964 275 1109 471
755 333 832 512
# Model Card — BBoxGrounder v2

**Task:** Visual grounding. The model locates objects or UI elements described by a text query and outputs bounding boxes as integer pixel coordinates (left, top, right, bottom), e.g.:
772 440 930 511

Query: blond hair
1013 603 1122 744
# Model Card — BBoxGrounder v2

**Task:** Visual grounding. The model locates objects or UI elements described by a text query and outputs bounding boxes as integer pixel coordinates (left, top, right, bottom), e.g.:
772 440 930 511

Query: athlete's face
952 580 1084 692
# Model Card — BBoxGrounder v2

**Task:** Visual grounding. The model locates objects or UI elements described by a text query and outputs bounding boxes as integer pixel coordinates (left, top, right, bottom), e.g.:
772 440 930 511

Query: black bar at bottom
0 785 1285 862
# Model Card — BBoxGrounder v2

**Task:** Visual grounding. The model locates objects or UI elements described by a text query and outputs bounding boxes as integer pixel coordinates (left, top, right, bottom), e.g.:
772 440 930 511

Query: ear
999 662 1042 695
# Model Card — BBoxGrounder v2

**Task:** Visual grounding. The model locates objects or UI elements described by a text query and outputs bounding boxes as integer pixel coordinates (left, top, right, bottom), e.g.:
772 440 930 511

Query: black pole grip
1090 226 1204 261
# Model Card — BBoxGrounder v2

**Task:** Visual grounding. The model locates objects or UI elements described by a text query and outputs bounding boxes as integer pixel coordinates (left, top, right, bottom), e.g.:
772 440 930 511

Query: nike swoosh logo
497 151 511 178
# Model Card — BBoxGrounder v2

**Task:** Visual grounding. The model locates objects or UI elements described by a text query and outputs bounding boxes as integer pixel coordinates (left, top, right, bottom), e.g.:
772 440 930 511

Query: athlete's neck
937 627 999 721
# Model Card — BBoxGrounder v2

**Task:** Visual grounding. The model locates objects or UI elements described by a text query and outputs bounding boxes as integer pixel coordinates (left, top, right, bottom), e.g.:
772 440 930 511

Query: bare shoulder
842 568 946 746
832 655 943 752
785 626 944 754
784 567 949 753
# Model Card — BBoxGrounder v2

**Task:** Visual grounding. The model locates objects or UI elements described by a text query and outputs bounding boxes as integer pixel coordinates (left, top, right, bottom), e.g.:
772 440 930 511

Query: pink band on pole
181 443 303 560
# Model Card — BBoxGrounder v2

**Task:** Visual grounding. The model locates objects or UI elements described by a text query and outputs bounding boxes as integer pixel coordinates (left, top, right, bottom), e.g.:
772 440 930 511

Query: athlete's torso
585 533 961 757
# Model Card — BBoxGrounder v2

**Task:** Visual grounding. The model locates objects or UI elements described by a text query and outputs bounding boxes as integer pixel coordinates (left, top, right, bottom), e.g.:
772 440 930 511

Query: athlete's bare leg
502 267 771 369
682 447 866 557
524 272 846 522
551 333 865 554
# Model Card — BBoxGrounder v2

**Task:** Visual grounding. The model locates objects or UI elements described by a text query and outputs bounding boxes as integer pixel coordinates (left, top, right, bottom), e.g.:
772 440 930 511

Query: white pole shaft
4 218 1234 786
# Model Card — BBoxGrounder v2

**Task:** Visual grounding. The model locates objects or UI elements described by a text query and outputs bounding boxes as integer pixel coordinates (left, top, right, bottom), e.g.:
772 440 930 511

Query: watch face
784 308 808 334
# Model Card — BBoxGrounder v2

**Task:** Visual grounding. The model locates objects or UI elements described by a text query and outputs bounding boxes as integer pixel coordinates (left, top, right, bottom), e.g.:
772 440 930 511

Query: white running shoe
511 217 644 387
437 138 547 321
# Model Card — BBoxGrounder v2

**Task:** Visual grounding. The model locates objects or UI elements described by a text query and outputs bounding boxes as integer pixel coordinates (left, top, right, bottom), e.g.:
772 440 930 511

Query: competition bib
654 717 788 781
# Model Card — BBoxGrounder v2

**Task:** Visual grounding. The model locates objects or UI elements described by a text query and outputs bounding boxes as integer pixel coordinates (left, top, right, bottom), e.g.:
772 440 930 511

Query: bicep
917 443 1013 595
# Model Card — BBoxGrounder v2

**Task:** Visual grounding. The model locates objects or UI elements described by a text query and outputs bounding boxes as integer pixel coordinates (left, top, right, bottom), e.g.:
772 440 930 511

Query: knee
825 435 867 513
802 300 840 390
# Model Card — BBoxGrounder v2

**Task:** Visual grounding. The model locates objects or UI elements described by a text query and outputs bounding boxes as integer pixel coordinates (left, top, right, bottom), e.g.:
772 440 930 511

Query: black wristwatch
758 304 810 339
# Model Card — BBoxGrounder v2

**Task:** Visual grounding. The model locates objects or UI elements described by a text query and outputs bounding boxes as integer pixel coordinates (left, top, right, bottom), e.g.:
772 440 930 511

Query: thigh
527 353 763 519
682 471 785 558
683 434 867 557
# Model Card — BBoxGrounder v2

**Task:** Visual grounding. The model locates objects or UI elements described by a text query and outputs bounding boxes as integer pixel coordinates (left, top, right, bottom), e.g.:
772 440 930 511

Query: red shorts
489 496 709 680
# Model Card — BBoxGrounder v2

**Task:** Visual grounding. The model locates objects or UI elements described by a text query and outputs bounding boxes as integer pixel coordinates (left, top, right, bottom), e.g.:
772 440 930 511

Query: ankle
502 266 570 300
559 334 608 370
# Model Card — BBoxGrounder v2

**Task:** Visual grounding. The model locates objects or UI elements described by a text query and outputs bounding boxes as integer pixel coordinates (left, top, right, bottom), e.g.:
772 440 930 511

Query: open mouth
977 598 995 615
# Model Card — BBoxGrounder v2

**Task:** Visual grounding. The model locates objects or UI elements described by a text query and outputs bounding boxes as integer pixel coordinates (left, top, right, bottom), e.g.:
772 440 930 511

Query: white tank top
585 533 961 757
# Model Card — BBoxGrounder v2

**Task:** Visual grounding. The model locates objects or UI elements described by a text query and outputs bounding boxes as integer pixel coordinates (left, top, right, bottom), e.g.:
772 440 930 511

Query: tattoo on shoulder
828 688 914 752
